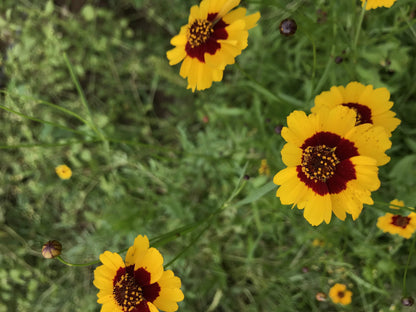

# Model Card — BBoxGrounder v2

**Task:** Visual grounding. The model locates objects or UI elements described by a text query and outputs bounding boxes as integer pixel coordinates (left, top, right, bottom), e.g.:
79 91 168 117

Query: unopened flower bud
279 19 297 36
42 240 62 259
274 125 283 134
401 296 414 306
316 292 327 302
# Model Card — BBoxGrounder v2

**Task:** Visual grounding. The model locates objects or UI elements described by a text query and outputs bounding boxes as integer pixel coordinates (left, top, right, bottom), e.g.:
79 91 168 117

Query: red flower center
113 265 161 312
297 132 358 196
341 103 373 125
185 13 229 63
301 145 339 182
391 215 411 228
188 19 214 48
337 291 345 298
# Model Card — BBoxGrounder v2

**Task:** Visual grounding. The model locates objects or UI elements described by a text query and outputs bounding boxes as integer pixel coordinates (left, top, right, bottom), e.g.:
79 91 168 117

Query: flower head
93 235 184 312
377 212 416 239
167 0 260 92
329 283 352 305
361 0 397 10
313 82 400 136
55 164 72 180
273 106 392 226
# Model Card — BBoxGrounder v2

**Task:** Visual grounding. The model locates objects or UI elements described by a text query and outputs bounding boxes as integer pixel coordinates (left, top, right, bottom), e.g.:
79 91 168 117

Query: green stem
353 1 367 61
402 235 416 296
63 53 107 144
55 168 249 268
0 104 91 137
0 90 90 126
0 140 99 149
56 255 100 267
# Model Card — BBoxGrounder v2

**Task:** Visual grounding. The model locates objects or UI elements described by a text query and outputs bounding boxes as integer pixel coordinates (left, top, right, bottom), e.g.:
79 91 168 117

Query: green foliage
0 0 416 311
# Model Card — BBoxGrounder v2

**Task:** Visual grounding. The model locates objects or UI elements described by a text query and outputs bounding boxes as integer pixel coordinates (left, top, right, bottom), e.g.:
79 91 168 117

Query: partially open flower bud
42 240 62 259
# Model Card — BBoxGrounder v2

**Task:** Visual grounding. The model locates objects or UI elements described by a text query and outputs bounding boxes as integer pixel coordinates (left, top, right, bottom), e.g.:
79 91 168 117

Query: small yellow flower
329 283 352 305
389 199 405 210
55 165 72 180
361 0 397 10
258 159 270 176
377 212 416 239
312 238 325 247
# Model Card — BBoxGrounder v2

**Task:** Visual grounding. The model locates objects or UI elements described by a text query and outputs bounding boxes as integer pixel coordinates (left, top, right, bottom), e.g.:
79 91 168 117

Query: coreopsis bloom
166 0 260 92
273 106 391 226
361 0 397 10
258 159 270 176
313 82 400 136
94 235 184 312
55 164 72 180
377 212 416 239
329 283 352 305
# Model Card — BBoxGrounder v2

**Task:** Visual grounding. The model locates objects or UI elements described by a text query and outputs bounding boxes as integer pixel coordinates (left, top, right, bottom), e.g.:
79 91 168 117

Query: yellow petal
320 106 356 137
126 235 150 266
281 143 302 167
166 47 186 66
283 111 316 146
303 194 332 226
135 247 164 284
99 251 125 272
215 0 240 18
346 124 391 166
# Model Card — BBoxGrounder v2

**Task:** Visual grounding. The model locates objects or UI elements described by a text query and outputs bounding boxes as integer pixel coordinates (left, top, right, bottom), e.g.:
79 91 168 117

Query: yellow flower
377 212 416 239
312 238 324 247
273 106 392 226
329 283 352 305
258 159 270 176
93 235 184 312
55 164 72 180
166 0 260 92
361 0 397 10
389 199 405 210
313 82 400 136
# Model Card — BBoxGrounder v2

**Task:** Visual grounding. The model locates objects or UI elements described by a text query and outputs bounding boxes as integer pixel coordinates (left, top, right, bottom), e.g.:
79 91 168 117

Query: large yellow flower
166 0 260 92
313 82 400 136
93 235 184 312
361 0 397 10
329 283 352 305
273 106 392 226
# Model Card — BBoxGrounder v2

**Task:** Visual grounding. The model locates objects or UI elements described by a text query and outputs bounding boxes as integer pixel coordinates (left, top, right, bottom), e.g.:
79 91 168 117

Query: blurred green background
1 0 416 311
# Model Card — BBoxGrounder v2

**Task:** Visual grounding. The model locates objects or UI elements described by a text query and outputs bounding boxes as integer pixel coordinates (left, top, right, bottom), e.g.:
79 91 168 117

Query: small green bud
42 240 62 259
